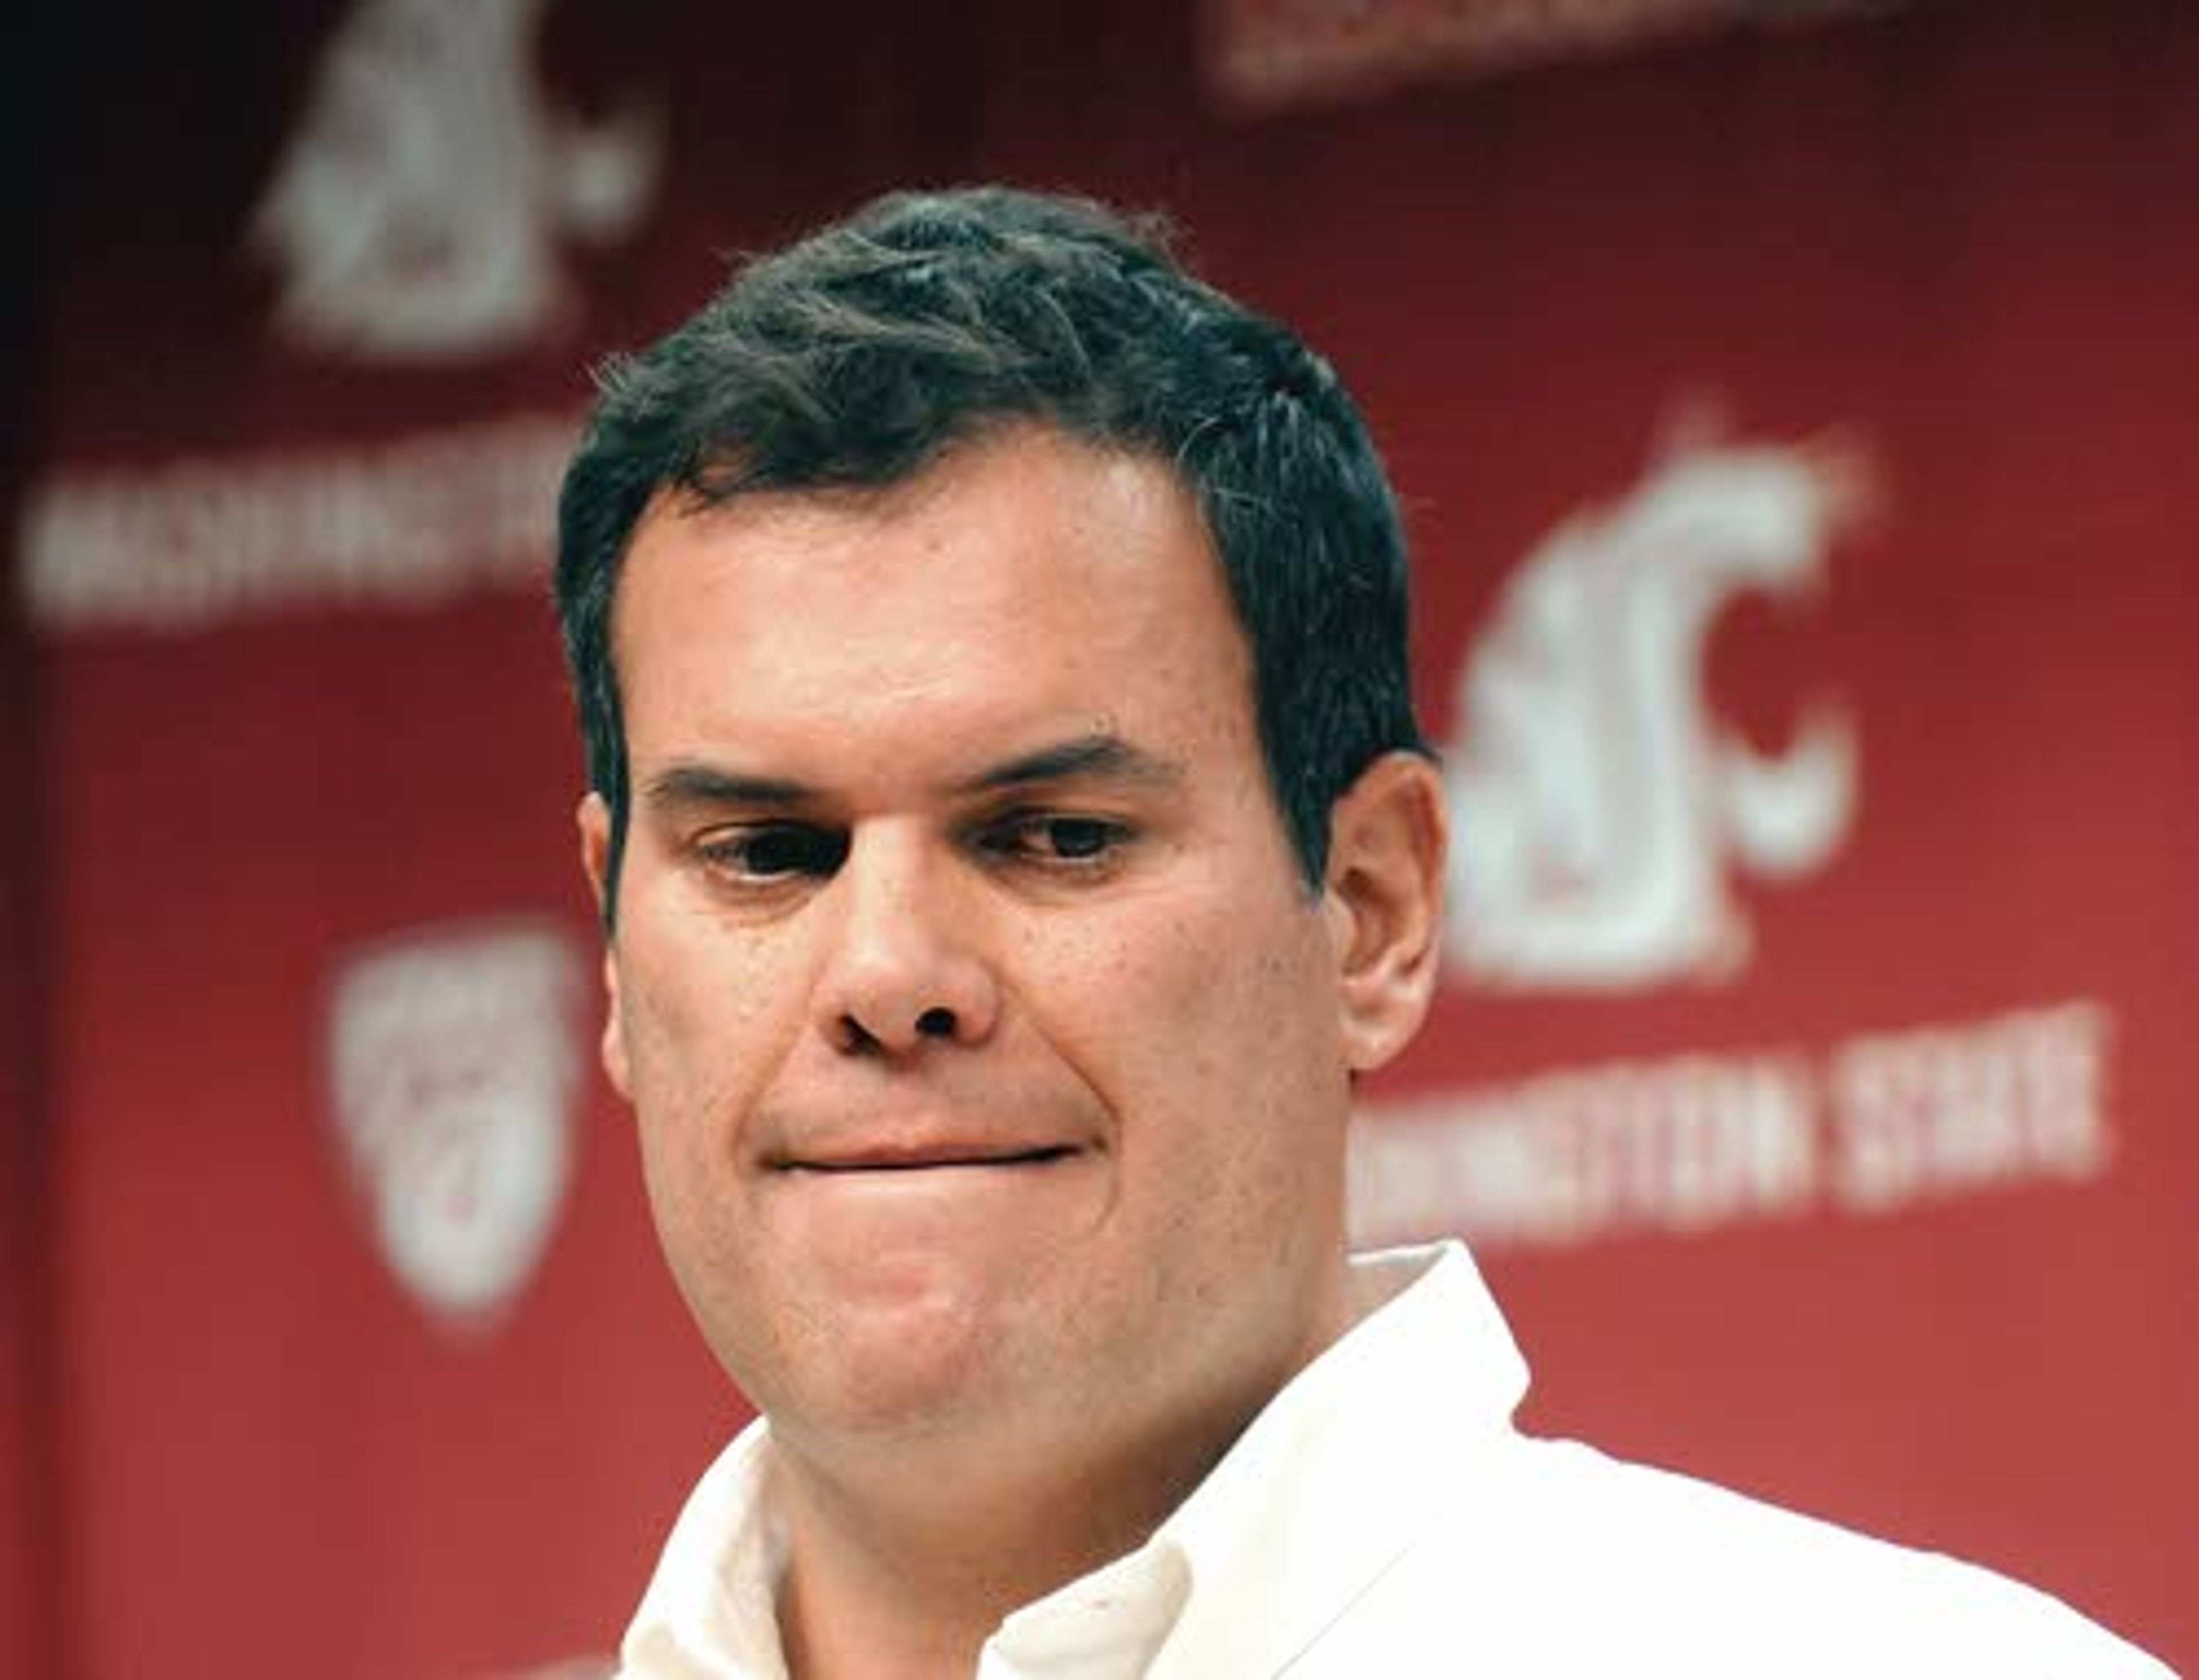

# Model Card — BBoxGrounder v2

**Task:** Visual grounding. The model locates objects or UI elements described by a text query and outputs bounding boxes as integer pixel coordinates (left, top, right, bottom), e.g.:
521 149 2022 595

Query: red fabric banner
12 2 2195 1674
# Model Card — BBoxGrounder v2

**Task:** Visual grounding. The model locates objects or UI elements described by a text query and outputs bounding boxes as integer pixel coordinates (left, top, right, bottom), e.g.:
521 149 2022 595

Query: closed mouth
781 1143 1082 1174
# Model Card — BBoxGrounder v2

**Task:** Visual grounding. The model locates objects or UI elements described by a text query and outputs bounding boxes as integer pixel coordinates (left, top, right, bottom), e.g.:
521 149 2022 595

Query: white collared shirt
618 1244 2172 1678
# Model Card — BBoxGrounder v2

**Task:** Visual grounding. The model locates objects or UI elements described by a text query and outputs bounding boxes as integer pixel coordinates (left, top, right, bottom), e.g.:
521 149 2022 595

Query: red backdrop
9 2 2194 1674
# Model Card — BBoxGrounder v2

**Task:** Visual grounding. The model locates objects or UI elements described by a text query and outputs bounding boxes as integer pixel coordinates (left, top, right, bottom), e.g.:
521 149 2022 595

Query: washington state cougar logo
250 0 662 361
327 920 584 1331
1445 428 1870 991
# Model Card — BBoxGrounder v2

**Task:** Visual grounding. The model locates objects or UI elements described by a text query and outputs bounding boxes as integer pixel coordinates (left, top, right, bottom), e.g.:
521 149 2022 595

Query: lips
787 1143 1081 1173
768 1130 1085 1173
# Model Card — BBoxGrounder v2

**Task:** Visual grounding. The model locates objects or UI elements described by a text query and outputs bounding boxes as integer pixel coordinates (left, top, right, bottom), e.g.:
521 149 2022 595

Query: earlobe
1322 752 1448 1074
577 792 633 1101
598 949 632 1100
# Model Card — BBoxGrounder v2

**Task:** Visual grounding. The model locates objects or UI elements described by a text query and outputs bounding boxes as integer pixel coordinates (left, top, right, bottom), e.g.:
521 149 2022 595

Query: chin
731 1292 1028 1438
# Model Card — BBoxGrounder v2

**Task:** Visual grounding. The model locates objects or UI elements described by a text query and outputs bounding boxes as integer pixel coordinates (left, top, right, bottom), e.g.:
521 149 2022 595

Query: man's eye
698 823 848 881
988 814 1129 866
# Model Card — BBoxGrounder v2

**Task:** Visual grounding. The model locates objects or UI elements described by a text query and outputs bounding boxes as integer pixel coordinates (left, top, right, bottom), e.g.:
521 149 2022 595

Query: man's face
584 425 1368 1468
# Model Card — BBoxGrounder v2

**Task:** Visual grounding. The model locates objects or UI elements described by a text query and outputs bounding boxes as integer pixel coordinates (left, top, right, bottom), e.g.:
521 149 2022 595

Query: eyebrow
641 763 814 811
640 733 1182 814
954 733 1184 795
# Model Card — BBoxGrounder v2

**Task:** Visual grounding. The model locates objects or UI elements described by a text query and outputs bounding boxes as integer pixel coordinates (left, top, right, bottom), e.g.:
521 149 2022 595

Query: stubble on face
588 428 1361 1501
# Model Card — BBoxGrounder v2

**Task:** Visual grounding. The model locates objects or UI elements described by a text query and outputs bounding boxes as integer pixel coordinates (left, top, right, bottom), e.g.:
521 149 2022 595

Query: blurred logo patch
328 919 585 1332
1445 423 1869 991
250 0 662 361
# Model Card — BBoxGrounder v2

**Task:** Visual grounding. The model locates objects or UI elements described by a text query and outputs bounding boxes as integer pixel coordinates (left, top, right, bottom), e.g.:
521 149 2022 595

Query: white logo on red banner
327 920 584 1331
250 0 662 362
1445 427 1869 991
1351 999 2115 1250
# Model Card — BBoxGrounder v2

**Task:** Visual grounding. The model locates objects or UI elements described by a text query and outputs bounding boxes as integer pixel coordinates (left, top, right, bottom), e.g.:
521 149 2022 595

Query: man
554 187 2169 1678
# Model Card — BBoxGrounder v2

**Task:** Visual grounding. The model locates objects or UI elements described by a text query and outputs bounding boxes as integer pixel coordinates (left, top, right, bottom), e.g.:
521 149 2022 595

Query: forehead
610 427 1257 771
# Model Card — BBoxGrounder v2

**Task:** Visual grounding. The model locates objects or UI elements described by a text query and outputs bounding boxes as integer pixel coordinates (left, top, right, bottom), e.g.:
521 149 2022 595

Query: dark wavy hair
555 184 1426 923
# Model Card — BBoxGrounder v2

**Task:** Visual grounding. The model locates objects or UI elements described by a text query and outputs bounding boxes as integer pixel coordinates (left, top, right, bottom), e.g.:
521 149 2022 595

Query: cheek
617 948 788 1345
1173 877 1341 1060
1057 878 1347 1165
614 925 800 1188
620 908 786 1071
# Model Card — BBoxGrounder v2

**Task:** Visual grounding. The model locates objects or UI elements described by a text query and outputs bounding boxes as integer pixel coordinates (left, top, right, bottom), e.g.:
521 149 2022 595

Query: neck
766 1397 1248 1680
764 1298 1363 1680
762 1253 1375 1678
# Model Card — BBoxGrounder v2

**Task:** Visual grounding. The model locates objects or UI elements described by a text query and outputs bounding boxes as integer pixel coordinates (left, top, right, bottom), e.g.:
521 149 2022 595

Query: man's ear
1321 752 1448 1074
577 792 632 1101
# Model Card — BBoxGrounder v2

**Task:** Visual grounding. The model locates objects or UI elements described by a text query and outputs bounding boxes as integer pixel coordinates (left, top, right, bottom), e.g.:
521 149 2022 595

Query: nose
813 826 1000 1056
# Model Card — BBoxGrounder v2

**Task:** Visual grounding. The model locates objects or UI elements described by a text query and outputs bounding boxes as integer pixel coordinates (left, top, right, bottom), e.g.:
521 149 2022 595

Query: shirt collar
1132 1240 1526 1676
620 1413 789 1679
620 1240 1527 1679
